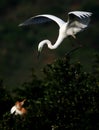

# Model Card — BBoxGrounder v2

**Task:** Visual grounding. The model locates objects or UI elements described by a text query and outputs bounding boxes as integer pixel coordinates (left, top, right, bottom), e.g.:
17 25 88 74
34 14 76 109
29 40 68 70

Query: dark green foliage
0 79 12 120
92 53 99 78
41 56 99 129
0 55 99 129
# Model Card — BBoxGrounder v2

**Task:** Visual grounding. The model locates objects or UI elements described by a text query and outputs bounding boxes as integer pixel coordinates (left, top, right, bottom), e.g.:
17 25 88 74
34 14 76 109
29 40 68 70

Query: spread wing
19 14 65 28
67 11 92 29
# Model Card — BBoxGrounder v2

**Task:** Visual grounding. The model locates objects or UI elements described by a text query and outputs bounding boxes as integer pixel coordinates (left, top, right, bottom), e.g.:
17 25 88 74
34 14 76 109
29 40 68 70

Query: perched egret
51 125 58 130
10 99 27 116
19 11 92 56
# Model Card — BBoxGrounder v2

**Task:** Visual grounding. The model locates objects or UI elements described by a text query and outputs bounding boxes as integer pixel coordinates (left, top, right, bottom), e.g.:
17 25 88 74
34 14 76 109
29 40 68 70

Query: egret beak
37 51 41 59
21 99 26 105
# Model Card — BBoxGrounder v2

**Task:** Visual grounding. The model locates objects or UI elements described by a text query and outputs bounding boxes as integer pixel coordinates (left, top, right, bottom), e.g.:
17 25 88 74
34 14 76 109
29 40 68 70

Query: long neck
39 33 65 50
48 33 65 49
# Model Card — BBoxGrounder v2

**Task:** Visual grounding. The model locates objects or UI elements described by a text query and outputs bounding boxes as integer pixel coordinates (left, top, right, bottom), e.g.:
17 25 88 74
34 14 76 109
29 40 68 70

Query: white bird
51 125 58 130
10 99 27 116
19 11 92 55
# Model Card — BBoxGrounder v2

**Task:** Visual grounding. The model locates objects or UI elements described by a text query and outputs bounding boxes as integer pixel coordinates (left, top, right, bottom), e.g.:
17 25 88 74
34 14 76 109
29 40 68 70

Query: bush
0 55 99 130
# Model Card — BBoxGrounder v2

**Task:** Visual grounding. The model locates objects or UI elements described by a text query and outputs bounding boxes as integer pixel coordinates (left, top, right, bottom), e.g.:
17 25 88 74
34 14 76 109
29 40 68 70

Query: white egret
10 99 27 116
19 11 92 56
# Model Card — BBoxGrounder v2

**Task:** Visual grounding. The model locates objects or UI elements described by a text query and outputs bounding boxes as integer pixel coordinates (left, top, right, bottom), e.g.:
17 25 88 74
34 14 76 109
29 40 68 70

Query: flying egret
19 11 92 56
10 99 27 116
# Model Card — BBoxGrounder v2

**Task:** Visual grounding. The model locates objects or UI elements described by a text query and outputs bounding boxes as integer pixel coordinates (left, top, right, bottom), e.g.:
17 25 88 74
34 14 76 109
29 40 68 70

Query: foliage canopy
0 55 99 129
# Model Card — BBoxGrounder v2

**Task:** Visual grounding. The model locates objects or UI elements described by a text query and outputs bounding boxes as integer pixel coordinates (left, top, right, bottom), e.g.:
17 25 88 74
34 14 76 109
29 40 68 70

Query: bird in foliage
10 99 27 116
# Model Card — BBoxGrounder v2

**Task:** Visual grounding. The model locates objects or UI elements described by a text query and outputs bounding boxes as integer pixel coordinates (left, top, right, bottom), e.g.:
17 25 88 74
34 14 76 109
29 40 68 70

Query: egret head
38 44 43 52
37 40 52 58
38 40 47 58
38 43 43 59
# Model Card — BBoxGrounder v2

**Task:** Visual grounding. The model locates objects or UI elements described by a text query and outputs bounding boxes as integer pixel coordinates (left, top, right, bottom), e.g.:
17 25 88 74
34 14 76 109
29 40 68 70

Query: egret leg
72 34 76 39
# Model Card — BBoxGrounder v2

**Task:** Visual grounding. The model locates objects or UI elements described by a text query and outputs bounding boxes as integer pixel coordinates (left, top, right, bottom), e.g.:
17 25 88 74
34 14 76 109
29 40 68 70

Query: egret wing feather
19 16 52 25
19 14 65 28
67 11 92 29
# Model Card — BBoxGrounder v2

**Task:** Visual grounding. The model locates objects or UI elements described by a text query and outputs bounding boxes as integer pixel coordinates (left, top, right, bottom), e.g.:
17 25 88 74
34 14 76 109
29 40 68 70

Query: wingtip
18 22 31 27
18 23 23 27
90 12 93 16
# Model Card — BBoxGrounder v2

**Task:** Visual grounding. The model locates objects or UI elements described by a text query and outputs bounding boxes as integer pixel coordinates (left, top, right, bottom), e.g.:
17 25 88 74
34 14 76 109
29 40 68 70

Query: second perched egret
10 99 27 116
19 11 92 56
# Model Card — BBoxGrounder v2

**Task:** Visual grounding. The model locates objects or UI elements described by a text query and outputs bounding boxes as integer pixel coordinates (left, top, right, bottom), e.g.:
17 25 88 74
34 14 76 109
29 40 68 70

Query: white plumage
10 99 27 116
10 106 16 114
19 11 92 54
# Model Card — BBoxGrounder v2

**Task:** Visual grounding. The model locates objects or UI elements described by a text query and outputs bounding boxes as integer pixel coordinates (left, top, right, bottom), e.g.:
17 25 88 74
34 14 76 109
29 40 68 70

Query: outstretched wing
19 14 65 28
67 11 92 29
